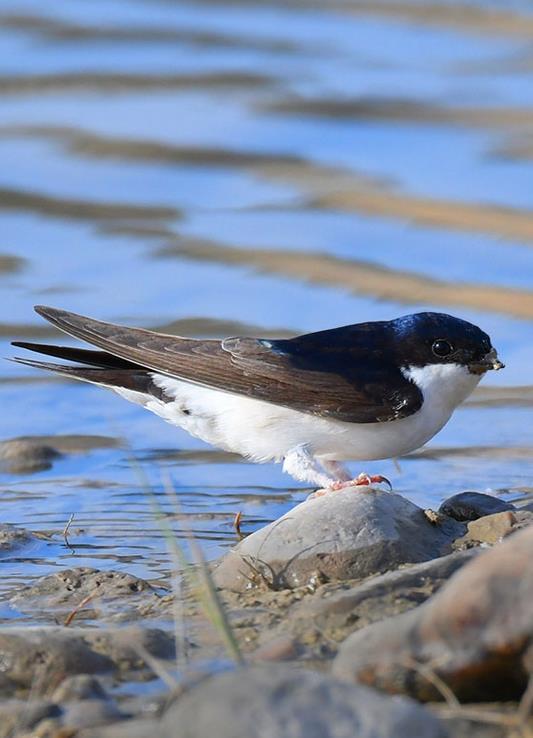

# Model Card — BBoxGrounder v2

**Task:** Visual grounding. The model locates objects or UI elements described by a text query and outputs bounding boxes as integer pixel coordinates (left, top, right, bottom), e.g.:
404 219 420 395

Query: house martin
12 307 504 491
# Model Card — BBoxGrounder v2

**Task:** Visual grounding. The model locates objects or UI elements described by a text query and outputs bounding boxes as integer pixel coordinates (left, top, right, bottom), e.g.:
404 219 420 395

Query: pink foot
330 473 392 491
308 473 392 499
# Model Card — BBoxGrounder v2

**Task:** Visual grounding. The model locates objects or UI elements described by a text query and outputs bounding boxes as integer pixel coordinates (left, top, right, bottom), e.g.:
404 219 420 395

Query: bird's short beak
469 348 505 374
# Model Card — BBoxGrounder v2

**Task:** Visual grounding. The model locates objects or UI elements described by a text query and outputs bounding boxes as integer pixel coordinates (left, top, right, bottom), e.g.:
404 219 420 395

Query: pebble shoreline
0 482 531 738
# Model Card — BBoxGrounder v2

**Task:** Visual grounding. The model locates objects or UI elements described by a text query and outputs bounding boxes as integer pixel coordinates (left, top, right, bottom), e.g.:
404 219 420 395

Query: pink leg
321 460 352 482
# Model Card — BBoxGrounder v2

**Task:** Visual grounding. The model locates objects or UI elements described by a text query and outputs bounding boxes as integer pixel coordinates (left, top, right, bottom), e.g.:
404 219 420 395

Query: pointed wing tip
34 304 60 319
9 356 37 367
10 356 65 372
11 341 45 352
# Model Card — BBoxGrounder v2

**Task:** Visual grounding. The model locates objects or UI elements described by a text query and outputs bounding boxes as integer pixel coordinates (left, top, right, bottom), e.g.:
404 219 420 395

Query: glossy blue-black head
390 312 504 373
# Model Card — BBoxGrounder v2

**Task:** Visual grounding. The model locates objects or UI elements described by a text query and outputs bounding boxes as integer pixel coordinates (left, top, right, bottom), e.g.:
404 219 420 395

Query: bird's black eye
432 339 453 357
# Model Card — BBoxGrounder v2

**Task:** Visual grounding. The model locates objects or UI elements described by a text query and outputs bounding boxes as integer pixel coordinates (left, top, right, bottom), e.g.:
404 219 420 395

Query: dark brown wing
20 306 421 423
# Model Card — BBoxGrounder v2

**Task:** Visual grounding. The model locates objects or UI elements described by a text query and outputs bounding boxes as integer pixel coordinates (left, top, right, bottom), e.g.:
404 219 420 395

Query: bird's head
390 312 504 375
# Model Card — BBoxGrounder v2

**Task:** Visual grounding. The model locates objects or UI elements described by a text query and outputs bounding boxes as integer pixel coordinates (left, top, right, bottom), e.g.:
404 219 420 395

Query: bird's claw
308 473 393 499
355 472 393 491
329 473 392 492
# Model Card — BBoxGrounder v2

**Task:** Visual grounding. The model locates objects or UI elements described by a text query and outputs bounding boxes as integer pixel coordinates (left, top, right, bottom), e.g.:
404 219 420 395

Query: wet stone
214 488 465 592
333 525 533 702
0 628 114 694
0 625 175 696
82 625 176 669
9 567 158 621
439 491 515 521
0 523 34 552
0 438 61 474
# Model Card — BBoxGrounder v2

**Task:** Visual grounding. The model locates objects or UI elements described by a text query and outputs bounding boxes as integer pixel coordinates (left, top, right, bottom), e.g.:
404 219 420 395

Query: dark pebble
439 491 514 522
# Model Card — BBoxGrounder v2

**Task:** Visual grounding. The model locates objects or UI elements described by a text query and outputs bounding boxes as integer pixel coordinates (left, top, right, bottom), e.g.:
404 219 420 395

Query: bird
12 306 504 492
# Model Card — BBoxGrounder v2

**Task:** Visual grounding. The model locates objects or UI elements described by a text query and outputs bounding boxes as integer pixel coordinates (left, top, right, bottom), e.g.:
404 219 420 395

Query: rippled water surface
1 0 533 616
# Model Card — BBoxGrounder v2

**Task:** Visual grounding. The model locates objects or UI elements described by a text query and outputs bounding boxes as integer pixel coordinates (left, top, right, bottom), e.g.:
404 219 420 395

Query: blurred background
0 0 532 606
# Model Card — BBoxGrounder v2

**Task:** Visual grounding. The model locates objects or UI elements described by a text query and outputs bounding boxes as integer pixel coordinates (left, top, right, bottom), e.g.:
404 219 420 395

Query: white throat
402 362 481 412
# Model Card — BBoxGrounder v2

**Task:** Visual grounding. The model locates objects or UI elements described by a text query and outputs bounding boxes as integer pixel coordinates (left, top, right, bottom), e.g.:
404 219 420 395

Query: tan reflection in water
0 254 25 274
0 12 302 53
264 97 533 130
3 125 533 245
0 187 179 222
159 238 533 320
334 1 533 38
0 71 275 95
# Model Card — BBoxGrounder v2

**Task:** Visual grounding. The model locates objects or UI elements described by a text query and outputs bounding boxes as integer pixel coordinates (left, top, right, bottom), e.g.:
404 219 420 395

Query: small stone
214 488 464 592
0 629 113 692
0 439 61 474
10 567 156 621
83 626 175 669
251 635 299 662
0 626 174 695
0 523 34 552
439 492 514 522
424 509 447 525
455 510 533 547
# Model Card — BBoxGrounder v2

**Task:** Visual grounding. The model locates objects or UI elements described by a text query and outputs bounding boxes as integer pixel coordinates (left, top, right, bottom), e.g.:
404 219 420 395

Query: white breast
115 362 480 463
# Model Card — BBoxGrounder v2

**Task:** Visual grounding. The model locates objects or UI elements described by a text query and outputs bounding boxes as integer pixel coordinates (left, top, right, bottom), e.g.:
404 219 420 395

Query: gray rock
333 525 533 702
0 438 61 474
10 567 157 620
166 664 447 738
0 628 113 692
214 488 464 592
439 492 515 521
83 625 176 669
0 523 34 552
0 625 174 695
270 549 478 652
0 435 122 474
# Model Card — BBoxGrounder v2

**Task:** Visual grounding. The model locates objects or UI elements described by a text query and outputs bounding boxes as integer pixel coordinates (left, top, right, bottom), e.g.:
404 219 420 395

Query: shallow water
1 0 533 618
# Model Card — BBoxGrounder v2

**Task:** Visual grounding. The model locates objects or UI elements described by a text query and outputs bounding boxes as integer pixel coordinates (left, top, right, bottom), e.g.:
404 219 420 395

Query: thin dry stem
64 591 98 626
163 479 244 665
402 655 460 708
62 512 75 549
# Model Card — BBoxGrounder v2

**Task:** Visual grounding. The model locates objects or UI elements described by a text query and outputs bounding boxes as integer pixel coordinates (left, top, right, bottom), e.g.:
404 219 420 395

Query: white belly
115 362 480 463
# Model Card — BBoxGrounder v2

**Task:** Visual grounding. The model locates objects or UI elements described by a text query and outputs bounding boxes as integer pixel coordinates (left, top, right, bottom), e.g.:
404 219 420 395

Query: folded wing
12 306 422 424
